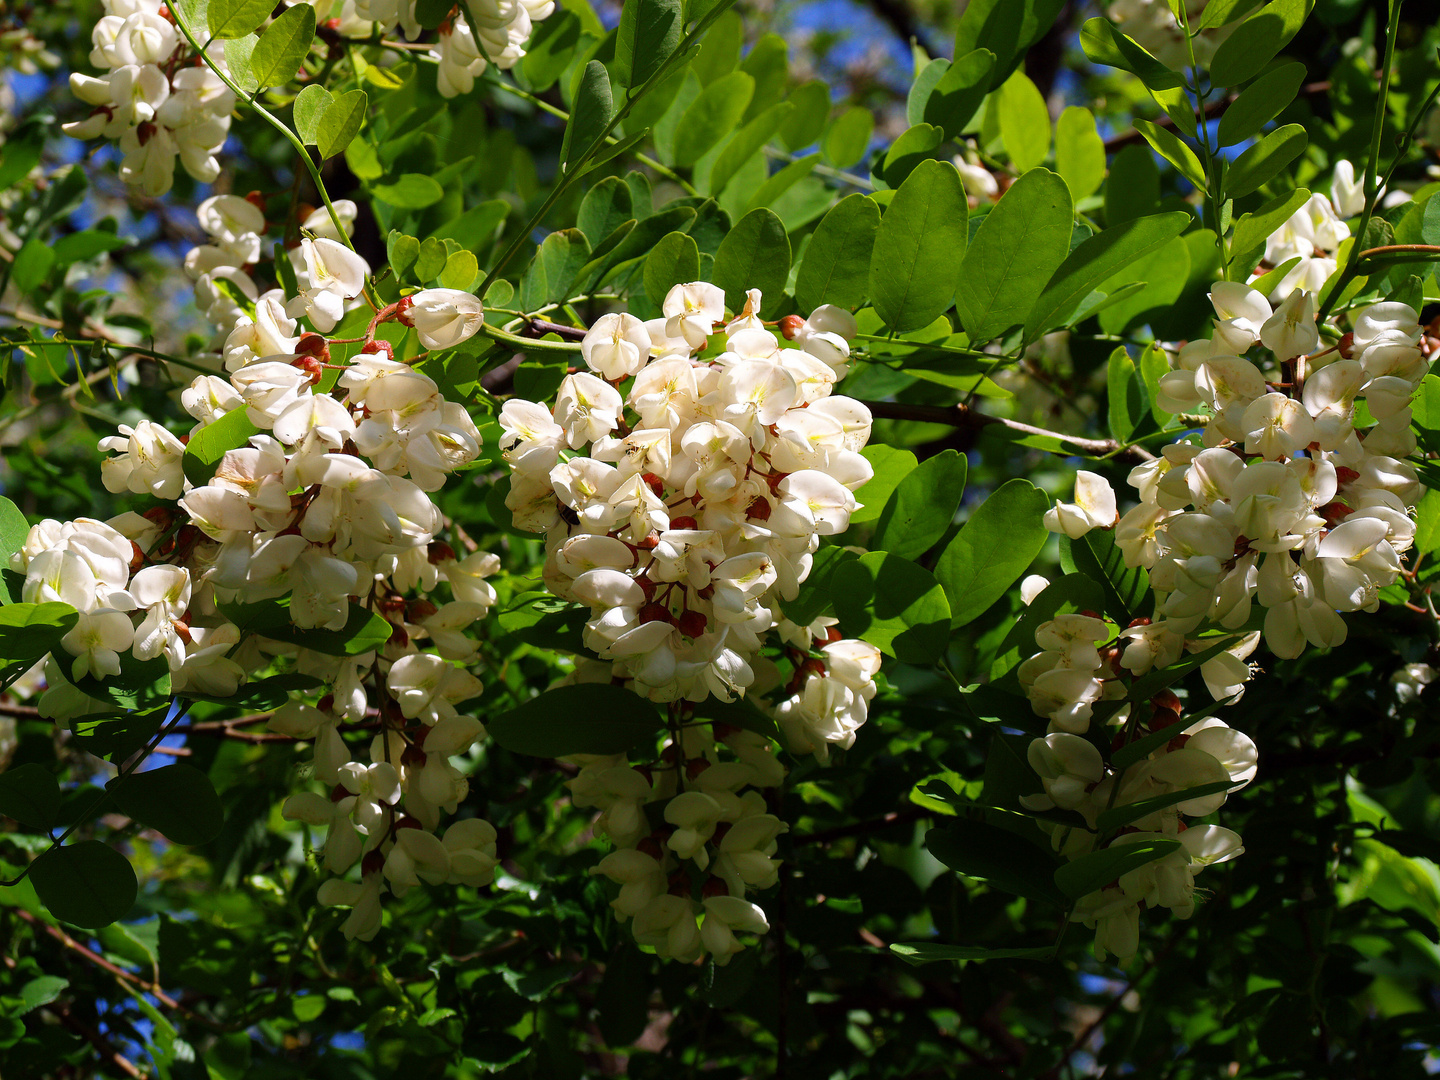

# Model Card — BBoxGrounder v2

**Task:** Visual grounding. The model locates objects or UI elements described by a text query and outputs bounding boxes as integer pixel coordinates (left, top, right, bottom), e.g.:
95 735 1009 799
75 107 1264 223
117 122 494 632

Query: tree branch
858 400 1156 462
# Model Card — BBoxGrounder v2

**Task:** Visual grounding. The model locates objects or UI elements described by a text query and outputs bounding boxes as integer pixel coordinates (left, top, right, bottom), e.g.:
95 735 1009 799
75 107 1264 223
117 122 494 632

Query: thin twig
859 401 1156 462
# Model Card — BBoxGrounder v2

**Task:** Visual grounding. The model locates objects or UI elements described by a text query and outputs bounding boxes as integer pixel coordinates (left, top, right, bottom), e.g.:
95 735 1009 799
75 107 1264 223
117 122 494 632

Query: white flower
582 312 652 380
1044 471 1118 538
405 289 485 351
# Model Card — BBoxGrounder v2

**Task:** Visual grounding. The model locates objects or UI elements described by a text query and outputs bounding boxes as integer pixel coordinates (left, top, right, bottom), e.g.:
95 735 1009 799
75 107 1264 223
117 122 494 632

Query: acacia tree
2 0 1440 1075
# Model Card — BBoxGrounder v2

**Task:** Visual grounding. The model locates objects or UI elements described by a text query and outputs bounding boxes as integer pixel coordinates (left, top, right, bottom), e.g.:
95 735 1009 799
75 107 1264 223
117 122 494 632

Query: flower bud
779 314 805 340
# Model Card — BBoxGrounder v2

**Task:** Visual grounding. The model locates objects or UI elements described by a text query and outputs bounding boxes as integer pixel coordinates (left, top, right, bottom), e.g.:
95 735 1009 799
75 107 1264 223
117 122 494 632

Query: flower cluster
12 180 506 940
496 285 885 956
349 0 557 98
64 0 235 196
574 717 788 966
499 284 874 707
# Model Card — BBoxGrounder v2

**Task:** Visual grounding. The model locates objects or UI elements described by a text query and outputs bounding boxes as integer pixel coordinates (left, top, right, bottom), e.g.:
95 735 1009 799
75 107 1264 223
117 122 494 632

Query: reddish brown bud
669 516 698 531
388 623 408 648
1166 734 1191 752
427 540 455 564
172 619 192 645
129 541 145 573
291 355 324 385
1127 616 1152 629
639 602 673 625
642 472 665 498
394 815 423 831
1337 332 1355 359
701 876 729 899
361 850 386 876
635 575 657 602
243 190 267 212
401 743 428 767
636 835 664 860
825 626 843 644
686 758 710 780
361 339 395 362
296 331 330 359
779 314 806 340
378 592 407 614
677 610 708 638
746 497 772 522
394 295 415 326
330 784 350 803
411 725 429 747
1335 466 1361 486
318 693 335 713
1150 689 1181 714
407 599 438 622
1318 500 1353 526
136 121 156 146
636 533 660 551
142 505 176 529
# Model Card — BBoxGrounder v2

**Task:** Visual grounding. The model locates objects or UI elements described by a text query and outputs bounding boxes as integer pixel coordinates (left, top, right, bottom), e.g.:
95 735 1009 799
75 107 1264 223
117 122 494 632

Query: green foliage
869 159 967 332
248 4 315 91
487 684 665 756
935 479 1050 627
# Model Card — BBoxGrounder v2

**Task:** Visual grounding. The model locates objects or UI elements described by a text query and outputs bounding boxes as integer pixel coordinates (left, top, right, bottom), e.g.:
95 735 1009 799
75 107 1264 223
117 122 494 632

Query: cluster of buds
12 174 505 940
499 284 873 708
572 717 787 966
64 0 234 196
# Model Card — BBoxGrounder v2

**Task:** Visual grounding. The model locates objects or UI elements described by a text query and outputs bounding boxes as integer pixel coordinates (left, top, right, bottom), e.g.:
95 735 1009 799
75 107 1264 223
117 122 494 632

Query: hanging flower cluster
573 715 788 966
11 181 505 940
497 286 884 956
64 0 235 196
1017 607 1257 960
348 0 556 98
1030 193 1428 956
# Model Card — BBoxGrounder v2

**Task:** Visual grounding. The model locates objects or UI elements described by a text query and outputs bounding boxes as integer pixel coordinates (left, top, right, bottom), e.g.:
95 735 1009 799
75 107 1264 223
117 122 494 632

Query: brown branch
14 907 188 1015
859 400 1156 462
1102 80 1333 152
47 1002 147 1078
527 318 587 341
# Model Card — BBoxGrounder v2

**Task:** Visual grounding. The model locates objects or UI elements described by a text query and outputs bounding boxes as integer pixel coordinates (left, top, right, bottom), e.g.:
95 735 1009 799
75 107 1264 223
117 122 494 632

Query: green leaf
207 0 273 38
1094 781 1236 834
692 8 741 85
1054 838 1182 900
70 706 170 763
926 821 1067 906
370 173 445 209
956 168 1074 343
1064 528 1151 624
0 495 27 579
879 123 943 189
315 90 367 159
935 479 1050 627
831 551 952 665
1104 143 1159 227
923 49 996 140
488 684 665 757
0 602 80 664
52 230 128 265
1097 233 1191 335
11 238 54 296
1023 211 1191 343
439 249 479 291
1197 0 1263 29
222 33 259 93
778 80 830 151
708 101 793 196
643 231 701 307
821 106 874 170
220 599 392 656
737 32 788 123
1217 61 1307 147
1079 16 1184 90
249 3 315 90
794 193 881 312
387 230 420 282
1106 346 1144 441
1055 106 1106 200
183 408 260 488
30 841 138 929
783 545 860 625
996 70 1050 173
293 84 333 145
1229 187 1310 265
415 236 448 282
613 0 683 90
109 765 224 846
597 947 651 1046
872 450 967 560
673 71 754 169
711 207 790 314
953 0 1065 90
562 61 616 170
1225 123 1307 198
869 159 967 333
890 942 1054 965
0 763 62 830
578 178 634 248
73 653 172 714
1134 119 1206 188
850 444 919 525
1209 0 1313 88
20 975 69 1014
